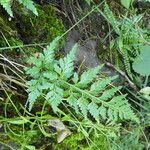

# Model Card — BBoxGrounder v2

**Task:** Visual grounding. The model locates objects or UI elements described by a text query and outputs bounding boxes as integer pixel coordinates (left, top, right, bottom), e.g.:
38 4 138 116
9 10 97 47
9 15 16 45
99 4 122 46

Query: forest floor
0 0 150 150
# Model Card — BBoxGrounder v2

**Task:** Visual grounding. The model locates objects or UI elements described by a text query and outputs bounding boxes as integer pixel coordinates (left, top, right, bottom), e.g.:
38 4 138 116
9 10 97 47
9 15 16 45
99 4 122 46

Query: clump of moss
13 4 65 44
0 36 23 48
0 16 23 49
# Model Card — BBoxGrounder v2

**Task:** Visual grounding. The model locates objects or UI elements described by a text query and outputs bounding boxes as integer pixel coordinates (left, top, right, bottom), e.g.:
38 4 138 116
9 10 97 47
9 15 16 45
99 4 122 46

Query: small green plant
25 37 138 123
104 3 148 79
0 0 37 17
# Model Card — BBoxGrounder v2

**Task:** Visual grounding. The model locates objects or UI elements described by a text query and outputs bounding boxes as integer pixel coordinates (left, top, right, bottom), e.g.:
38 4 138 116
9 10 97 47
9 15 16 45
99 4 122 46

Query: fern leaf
106 95 139 122
99 86 122 101
90 76 117 93
107 108 114 121
118 38 133 79
28 89 41 111
123 50 133 79
104 3 120 34
59 44 78 80
67 95 79 113
43 71 58 81
77 97 89 118
88 102 99 120
44 36 60 63
46 85 64 112
77 65 103 88
28 56 42 67
99 106 107 120
72 72 79 83
0 0 13 17
40 82 52 90
18 0 38 16
0 0 37 17
44 36 60 54
26 38 139 123
25 66 41 78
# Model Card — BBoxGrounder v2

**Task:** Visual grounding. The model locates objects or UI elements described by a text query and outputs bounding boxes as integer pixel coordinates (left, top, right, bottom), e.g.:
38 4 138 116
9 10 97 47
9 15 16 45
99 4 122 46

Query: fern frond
28 89 41 111
43 36 60 63
104 4 141 80
99 86 122 101
106 95 139 122
99 106 107 120
67 95 79 113
122 51 133 79
26 37 60 109
104 3 120 34
25 66 41 78
88 102 99 120
26 38 139 123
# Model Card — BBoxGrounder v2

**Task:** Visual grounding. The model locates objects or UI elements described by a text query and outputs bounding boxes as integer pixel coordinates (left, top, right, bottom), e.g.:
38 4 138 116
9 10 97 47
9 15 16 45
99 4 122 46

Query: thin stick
105 62 137 90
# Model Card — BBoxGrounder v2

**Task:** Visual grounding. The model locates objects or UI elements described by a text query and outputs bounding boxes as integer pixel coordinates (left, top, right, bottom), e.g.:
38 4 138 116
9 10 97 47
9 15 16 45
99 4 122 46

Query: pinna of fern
0 0 38 17
25 36 139 123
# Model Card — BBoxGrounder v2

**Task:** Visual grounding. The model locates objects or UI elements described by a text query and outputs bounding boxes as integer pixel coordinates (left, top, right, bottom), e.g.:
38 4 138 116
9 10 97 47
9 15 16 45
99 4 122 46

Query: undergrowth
0 0 150 149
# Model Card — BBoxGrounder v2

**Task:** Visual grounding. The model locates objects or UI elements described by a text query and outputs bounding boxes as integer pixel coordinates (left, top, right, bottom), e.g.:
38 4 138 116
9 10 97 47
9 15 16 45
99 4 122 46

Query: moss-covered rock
0 15 23 49
0 3 65 58
13 4 65 44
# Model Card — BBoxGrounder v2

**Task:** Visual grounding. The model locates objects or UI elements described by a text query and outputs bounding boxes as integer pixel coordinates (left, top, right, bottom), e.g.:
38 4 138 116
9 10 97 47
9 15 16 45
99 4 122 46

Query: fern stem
143 75 149 87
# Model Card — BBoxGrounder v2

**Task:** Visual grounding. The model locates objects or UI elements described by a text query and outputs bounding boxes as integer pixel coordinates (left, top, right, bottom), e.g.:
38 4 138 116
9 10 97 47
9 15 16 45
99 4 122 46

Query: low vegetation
0 0 150 149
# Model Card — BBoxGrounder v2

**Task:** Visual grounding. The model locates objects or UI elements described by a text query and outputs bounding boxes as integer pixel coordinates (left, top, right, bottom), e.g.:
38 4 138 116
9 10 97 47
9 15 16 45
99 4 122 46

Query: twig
0 54 24 73
105 62 137 90
0 73 27 88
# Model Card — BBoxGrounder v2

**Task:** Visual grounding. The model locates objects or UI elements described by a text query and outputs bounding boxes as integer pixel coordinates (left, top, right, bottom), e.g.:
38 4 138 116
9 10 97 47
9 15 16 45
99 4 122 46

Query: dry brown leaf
47 119 71 143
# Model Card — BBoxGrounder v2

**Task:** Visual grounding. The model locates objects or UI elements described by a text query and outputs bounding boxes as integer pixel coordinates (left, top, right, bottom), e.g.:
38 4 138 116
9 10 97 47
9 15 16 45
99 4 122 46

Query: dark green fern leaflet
25 37 139 123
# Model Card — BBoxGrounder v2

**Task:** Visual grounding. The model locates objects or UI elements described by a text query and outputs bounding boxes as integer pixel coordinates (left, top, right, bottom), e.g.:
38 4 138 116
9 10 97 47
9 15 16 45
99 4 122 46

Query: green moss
54 132 109 150
0 16 23 49
14 4 65 43
0 3 65 56
0 36 23 48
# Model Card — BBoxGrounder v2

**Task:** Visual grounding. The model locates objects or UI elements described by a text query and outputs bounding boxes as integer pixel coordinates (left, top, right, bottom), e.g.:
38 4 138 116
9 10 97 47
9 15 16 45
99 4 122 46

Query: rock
64 29 125 85
64 29 100 68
